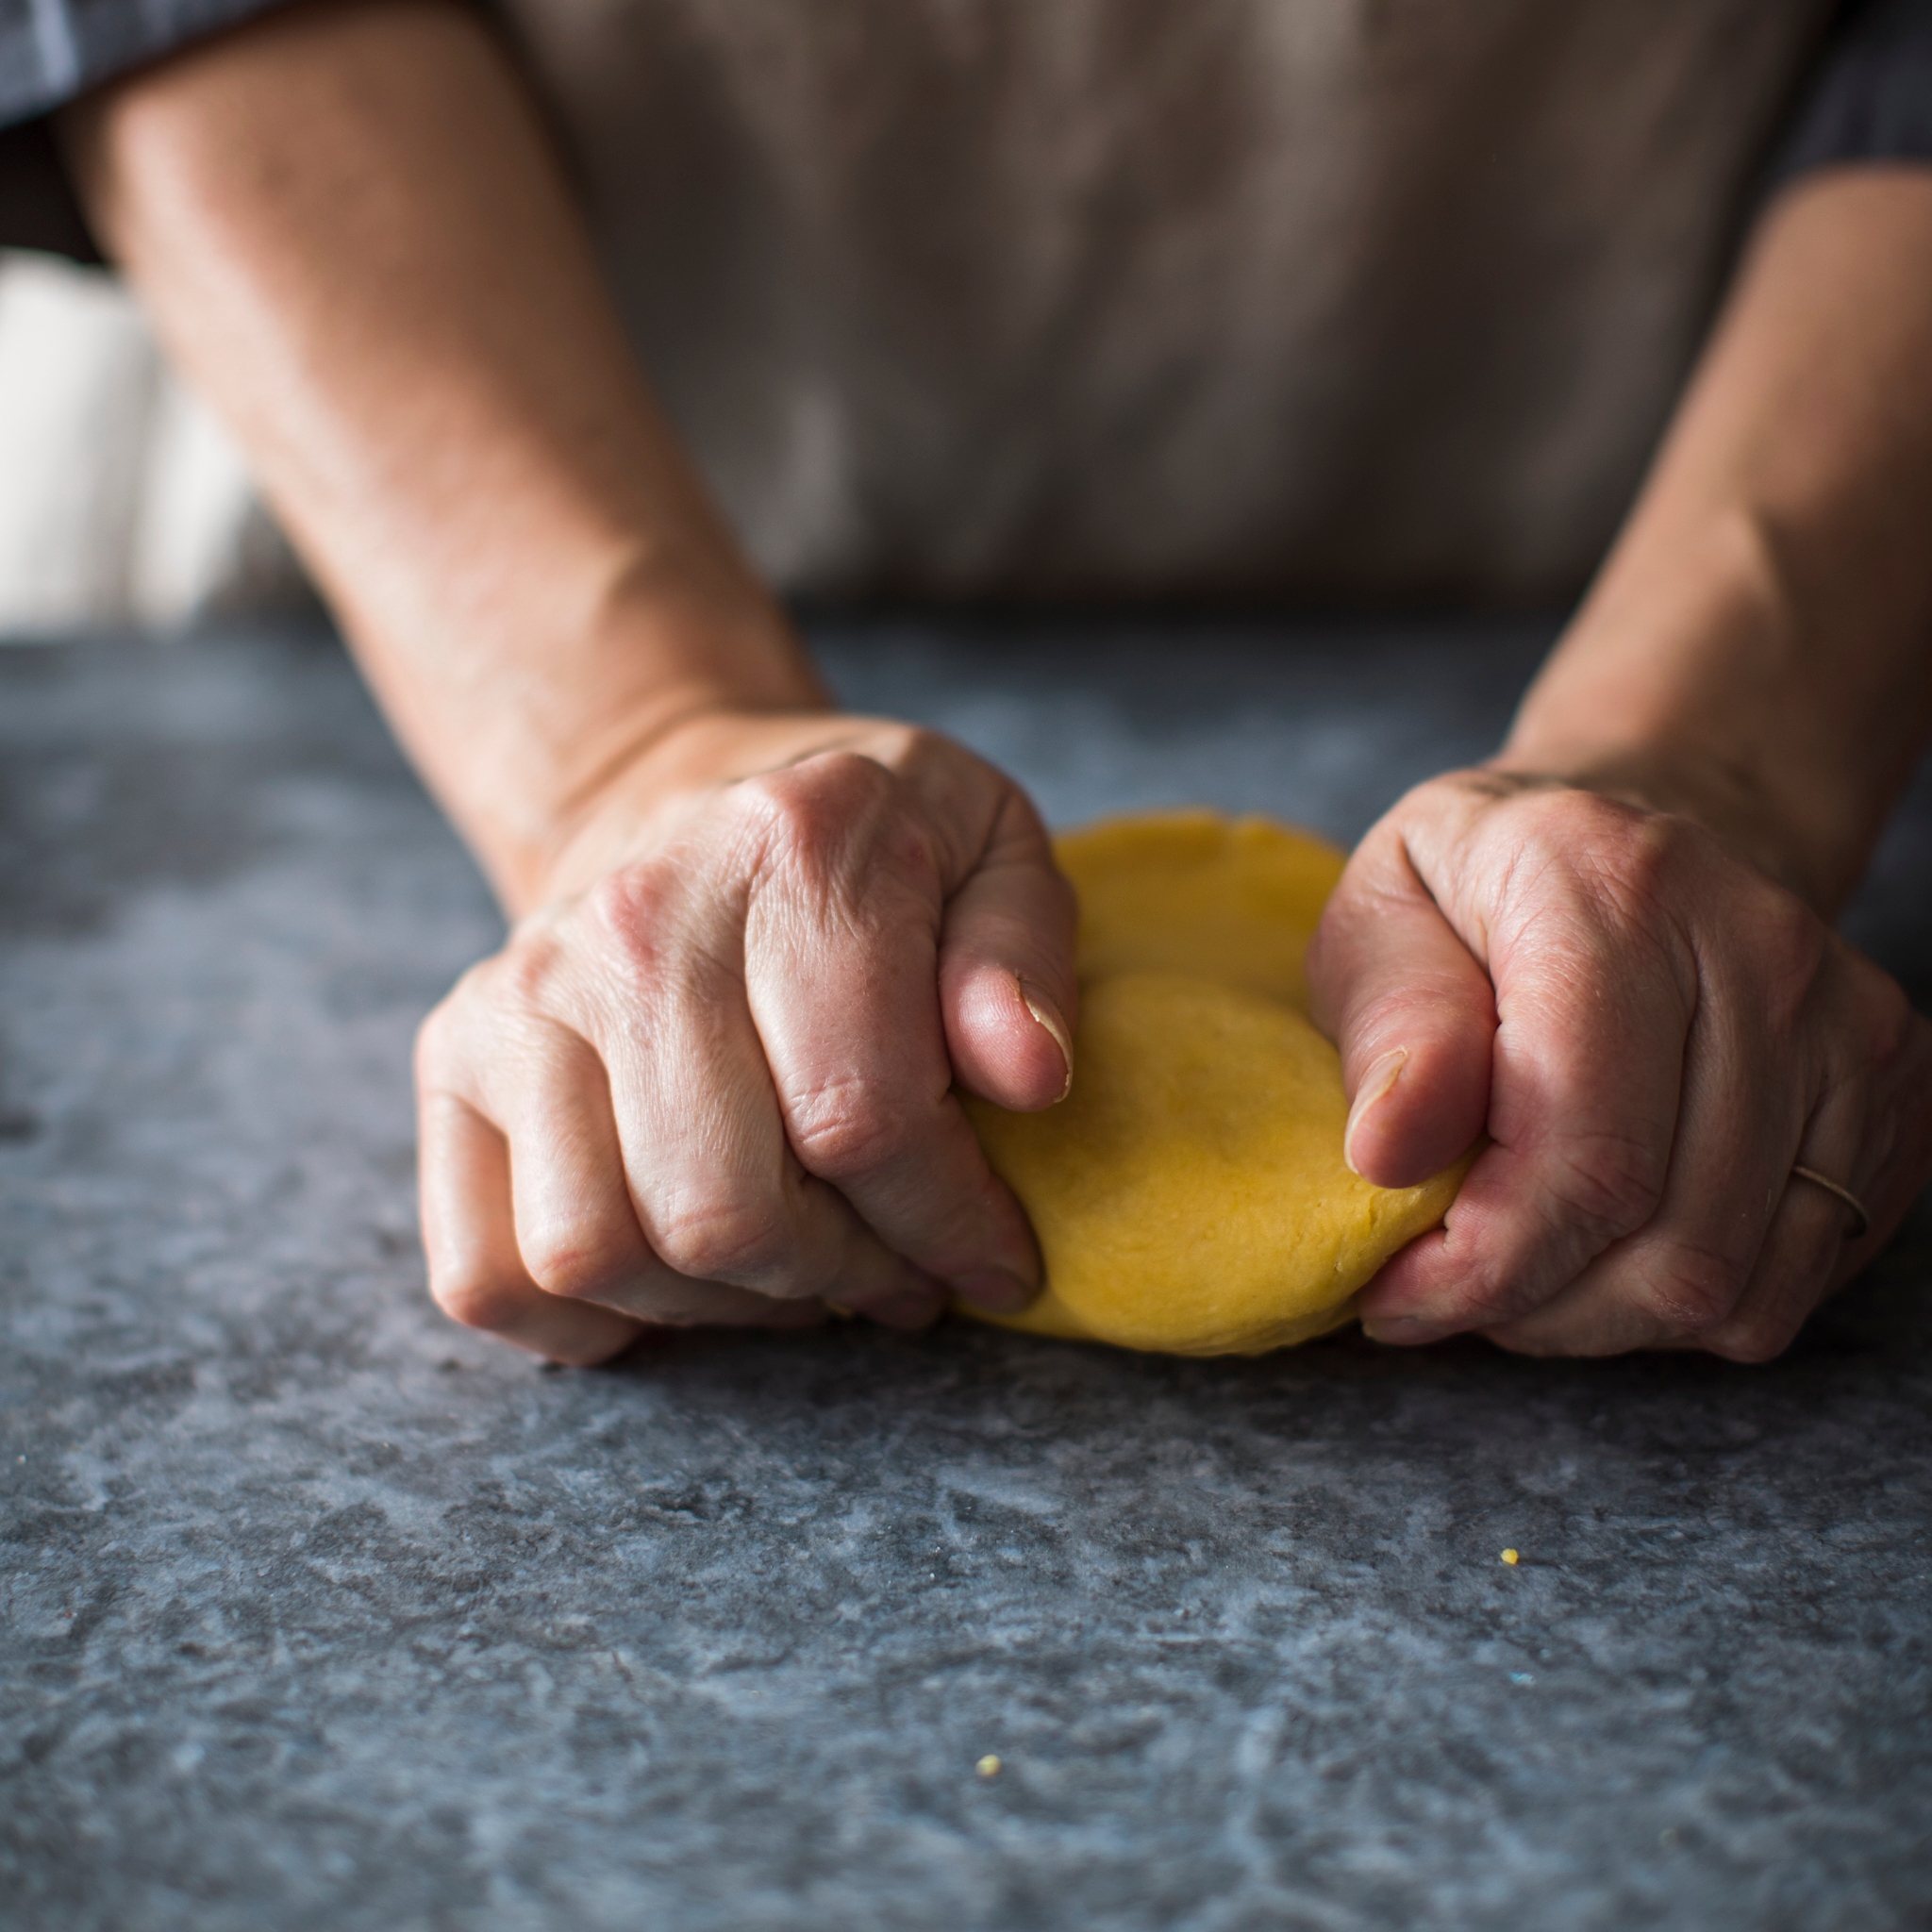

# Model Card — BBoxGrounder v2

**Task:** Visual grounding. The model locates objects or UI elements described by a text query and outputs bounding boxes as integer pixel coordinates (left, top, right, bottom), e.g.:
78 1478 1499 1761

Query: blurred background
0 246 303 636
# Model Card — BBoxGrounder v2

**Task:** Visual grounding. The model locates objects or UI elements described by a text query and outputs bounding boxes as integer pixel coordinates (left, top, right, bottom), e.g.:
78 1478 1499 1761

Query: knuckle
1543 1131 1668 1244
582 863 682 987
1570 829 1692 962
1762 890 1826 979
870 722 953 777
414 958 504 1076
1511 781 1655 862
789 1078 916 1181
1511 792 1702 947
1550 783 1657 855
1486 808 1697 1008
1415 1253 1544 1334
1745 895 1829 1033
740 754 935 892
742 751 891 844
517 1224 632 1305
652 1193 792 1289
1859 962 1921 1069
491 924 581 1019
430 1265 529 1337
1632 1242 1750 1333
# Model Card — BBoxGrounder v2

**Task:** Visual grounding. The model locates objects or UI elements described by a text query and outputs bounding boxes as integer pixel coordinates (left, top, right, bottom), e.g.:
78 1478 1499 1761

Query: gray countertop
2 616 1929 1932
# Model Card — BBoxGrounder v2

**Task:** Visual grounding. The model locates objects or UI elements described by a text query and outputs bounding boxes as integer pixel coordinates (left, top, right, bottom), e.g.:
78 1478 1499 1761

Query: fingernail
950 1266 1037 1313
1360 1314 1448 1346
1017 979 1074 1102
1343 1047 1408 1176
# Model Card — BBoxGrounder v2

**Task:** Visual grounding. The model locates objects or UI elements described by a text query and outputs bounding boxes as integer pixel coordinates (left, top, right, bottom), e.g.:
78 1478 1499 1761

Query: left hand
1306 766 1932 1359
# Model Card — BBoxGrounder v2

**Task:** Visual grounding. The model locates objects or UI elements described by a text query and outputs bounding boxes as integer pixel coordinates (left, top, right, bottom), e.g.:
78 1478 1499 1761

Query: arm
1311 167 1932 1358
64 0 1077 1360
1510 168 1932 912
62 0 812 913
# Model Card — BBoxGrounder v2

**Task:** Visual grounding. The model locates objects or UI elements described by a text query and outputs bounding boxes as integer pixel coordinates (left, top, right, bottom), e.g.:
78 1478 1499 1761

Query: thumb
938 791 1080 1111
1306 835 1494 1188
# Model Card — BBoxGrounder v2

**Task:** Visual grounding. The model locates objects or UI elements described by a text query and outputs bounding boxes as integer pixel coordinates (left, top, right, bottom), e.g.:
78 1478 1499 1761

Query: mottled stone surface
2 619 1929 1932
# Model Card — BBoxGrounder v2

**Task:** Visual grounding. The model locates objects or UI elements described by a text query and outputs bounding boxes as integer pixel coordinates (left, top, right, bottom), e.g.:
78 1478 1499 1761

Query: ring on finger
1789 1165 1871 1241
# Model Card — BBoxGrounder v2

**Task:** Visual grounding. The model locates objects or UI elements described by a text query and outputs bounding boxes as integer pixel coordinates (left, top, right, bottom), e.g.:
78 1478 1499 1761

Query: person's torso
503 0 1833 602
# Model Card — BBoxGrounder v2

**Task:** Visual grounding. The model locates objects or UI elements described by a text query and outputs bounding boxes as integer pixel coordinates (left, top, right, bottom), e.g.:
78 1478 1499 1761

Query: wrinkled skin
422 731 1932 1369
1310 770 1932 1361
414 716 1078 1363
67 3 1932 1366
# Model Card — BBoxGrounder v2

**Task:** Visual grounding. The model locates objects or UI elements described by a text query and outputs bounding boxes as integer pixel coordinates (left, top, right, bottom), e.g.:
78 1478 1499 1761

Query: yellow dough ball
962 810 1468 1357
1057 808 1346 1007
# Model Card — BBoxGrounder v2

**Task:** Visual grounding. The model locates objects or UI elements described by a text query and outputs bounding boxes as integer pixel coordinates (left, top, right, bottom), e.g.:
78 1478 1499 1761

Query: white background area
0 248 304 637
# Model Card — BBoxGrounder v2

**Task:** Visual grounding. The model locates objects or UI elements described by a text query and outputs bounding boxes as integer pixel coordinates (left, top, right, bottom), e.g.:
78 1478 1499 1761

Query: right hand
414 712 1079 1362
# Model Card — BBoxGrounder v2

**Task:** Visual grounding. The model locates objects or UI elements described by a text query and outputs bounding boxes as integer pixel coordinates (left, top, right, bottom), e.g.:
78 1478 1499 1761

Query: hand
1307 767 1932 1359
414 712 1078 1363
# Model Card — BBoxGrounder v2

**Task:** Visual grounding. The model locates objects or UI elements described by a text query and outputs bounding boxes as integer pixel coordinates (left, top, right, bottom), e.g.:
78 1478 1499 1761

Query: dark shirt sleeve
0 0 286 126
0 0 293 262
1773 0 1932 182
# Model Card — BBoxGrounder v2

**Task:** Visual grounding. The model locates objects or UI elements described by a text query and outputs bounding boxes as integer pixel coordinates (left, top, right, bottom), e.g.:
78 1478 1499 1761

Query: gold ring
1790 1165 1871 1241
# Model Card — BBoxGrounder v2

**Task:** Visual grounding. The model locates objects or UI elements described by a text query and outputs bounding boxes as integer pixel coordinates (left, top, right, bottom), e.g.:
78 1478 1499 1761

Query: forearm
1504 167 1932 916
61 0 824 913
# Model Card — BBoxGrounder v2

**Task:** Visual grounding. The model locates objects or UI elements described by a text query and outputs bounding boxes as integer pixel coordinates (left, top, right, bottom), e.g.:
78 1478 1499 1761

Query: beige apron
500 0 1832 603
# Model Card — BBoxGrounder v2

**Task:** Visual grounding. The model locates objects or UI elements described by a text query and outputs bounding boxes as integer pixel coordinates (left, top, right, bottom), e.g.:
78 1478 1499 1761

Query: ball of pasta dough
962 810 1468 1356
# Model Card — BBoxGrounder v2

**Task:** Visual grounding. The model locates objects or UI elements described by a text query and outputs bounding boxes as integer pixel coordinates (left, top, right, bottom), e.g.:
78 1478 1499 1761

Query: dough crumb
976 1755 1002 1777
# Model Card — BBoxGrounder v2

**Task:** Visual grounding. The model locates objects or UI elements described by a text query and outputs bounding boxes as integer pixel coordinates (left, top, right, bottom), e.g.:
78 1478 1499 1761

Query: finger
736 753 1043 1307
1517 1167 1848 1361
1690 1155 1857 1362
472 1012 836 1331
569 856 951 1324
939 789 1079 1110
1480 1161 1824 1361
1692 985 1932 1361
417 1086 644 1365
1305 828 1494 1188
1477 925 1806 1357
1817 983 1932 1291
1357 821 1698 1341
